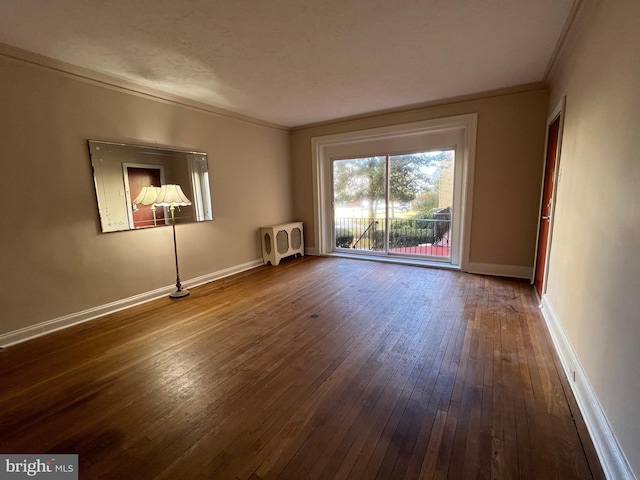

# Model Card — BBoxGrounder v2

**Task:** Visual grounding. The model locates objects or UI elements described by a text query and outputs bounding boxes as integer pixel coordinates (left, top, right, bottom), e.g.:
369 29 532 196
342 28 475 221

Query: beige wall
0 53 292 336
546 1 640 476
290 88 549 269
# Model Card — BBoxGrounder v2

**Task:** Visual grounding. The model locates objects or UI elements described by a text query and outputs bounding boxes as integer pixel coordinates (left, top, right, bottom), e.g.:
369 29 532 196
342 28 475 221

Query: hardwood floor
0 256 604 479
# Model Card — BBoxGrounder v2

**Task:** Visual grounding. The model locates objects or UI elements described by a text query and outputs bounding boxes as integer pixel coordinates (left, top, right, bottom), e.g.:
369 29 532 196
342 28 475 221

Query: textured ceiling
0 0 574 127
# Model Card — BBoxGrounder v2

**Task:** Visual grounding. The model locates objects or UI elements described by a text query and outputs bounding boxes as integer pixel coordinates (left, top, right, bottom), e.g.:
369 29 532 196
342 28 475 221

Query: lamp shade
154 184 192 206
132 186 160 205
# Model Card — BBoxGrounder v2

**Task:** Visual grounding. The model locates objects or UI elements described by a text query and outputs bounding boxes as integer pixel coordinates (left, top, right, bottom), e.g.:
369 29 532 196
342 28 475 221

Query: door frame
532 97 566 299
311 114 477 270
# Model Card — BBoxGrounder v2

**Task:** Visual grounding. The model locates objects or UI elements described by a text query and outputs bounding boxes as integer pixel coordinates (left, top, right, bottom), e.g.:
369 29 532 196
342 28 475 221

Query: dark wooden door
127 167 164 228
534 116 560 297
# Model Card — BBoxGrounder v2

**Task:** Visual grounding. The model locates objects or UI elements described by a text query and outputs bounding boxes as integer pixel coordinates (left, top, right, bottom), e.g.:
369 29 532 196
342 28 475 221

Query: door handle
541 216 550 220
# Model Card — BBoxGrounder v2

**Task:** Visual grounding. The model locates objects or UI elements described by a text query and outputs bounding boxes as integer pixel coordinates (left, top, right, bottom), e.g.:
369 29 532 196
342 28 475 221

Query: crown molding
543 0 582 82
0 42 288 132
0 40 552 134
291 82 547 131
543 0 603 83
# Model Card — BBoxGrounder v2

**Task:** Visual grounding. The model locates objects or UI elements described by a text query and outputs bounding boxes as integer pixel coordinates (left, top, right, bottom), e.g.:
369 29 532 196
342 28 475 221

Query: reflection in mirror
88 140 213 233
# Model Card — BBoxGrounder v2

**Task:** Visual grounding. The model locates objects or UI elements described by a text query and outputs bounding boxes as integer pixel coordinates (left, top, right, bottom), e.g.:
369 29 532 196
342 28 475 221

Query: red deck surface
390 245 450 257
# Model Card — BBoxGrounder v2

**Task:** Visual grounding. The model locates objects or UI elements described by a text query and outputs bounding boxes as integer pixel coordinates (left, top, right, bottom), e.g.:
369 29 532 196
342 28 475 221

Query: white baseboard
0 259 264 348
185 259 264 289
540 295 636 480
304 246 317 256
466 262 532 279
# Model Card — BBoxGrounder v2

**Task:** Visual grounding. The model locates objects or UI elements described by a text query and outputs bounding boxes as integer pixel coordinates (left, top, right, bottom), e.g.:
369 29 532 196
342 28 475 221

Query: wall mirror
88 140 213 233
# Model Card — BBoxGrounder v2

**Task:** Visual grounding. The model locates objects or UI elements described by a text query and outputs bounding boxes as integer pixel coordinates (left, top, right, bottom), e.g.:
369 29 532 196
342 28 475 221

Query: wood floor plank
0 257 603 479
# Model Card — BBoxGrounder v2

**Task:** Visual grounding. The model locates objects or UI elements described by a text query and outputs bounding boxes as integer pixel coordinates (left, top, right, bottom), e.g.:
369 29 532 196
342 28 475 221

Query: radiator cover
260 222 304 265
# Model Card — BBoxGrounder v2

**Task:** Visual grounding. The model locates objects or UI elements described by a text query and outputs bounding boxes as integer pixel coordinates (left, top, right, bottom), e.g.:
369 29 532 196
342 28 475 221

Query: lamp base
169 288 190 299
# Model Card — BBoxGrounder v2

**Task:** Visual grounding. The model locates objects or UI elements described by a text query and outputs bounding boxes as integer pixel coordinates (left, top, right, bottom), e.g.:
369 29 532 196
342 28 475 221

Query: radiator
260 222 304 265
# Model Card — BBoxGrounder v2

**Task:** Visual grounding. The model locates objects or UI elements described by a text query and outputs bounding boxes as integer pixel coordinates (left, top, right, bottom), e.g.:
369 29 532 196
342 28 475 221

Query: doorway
534 100 564 298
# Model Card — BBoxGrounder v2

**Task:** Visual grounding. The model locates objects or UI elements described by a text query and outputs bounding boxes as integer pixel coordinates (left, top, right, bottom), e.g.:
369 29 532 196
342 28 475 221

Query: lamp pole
169 203 189 298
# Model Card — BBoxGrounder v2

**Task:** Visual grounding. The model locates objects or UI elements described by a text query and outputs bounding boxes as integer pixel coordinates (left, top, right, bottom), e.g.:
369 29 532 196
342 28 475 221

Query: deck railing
335 217 451 257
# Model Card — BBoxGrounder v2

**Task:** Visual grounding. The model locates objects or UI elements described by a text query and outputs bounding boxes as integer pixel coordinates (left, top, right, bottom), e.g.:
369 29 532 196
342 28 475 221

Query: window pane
388 151 454 259
333 156 386 251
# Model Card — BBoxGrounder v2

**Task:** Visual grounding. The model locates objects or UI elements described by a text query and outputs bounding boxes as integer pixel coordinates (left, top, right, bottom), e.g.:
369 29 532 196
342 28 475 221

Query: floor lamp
154 184 192 299
132 186 161 226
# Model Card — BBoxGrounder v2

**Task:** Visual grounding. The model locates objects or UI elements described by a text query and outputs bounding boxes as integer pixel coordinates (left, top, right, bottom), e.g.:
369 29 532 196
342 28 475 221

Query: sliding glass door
332 150 455 261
